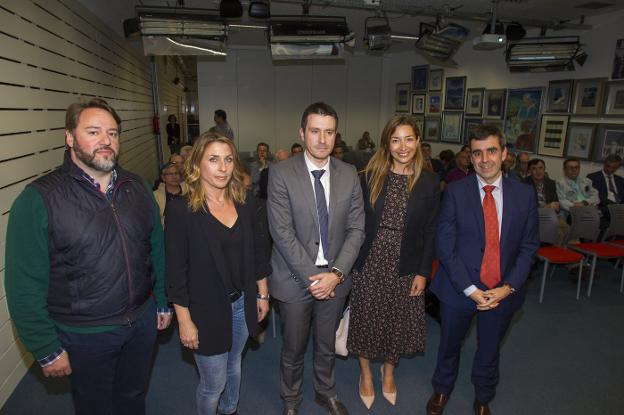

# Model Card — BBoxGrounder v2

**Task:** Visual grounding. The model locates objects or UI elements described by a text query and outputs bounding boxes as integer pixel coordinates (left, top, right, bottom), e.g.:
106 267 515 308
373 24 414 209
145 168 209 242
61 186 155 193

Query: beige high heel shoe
359 375 375 409
380 366 397 406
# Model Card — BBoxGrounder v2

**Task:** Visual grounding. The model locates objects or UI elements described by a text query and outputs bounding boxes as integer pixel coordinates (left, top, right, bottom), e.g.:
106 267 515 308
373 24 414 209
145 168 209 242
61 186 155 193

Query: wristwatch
257 294 270 300
331 267 345 284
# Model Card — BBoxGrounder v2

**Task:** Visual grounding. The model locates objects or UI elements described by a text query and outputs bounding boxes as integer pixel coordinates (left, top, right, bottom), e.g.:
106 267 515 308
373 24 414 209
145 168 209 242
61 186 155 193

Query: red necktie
480 185 501 289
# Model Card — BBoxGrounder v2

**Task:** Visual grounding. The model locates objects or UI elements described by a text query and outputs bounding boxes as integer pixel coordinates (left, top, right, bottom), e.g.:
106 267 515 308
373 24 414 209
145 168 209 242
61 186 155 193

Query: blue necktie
311 169 329 255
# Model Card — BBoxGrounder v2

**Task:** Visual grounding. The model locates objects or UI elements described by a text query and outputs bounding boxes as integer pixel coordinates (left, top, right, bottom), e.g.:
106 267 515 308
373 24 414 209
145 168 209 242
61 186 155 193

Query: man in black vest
5 98 172 415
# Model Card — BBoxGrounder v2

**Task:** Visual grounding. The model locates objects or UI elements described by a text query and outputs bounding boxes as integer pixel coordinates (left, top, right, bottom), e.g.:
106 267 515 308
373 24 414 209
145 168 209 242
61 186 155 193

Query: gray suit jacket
267 154 365 303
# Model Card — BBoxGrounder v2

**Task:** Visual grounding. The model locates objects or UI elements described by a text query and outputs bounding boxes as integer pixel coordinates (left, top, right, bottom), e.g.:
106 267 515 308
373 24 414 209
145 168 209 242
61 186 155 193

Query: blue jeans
57 299 157 415
194 294 249 415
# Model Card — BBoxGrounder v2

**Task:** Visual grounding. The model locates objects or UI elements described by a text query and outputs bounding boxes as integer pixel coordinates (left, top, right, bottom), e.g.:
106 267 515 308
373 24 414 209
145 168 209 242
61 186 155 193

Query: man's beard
73 140 118 173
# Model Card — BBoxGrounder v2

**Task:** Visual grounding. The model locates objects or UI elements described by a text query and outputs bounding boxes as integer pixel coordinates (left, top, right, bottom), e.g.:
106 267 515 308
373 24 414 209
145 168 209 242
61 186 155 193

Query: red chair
535 208 584 303
567 206 624 297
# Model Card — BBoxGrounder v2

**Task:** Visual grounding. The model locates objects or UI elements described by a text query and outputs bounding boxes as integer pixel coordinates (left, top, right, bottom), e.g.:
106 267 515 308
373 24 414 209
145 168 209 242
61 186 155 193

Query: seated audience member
421 142 445 179
243 172 253 191
248 142 270 197
180 145 193 161
444 150 472 184
259 149 289 200
335 132 348 151
332 143 346 161
515 151 530 179
357 131 376 151
556 158 600 218
154 163 185 226
524 159 559 211
439 149 455 174
503 152 520 180
587 154 624 220
291 142 303 156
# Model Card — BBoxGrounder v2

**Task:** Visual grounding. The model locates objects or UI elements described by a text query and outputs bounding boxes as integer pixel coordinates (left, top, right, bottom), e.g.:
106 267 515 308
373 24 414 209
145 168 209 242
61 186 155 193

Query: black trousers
57 299 157 415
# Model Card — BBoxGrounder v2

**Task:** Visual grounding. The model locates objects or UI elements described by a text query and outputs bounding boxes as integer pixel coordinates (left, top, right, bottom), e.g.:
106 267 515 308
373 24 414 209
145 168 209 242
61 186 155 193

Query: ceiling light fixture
506 36 584 72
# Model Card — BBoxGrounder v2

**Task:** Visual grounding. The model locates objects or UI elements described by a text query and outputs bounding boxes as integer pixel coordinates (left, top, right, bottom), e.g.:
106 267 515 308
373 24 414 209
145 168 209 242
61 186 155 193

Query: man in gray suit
267 103 365 415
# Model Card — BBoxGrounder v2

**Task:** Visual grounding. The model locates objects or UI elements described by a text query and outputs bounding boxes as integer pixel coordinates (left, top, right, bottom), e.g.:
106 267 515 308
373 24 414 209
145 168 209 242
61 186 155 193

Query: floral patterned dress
347 172 425 363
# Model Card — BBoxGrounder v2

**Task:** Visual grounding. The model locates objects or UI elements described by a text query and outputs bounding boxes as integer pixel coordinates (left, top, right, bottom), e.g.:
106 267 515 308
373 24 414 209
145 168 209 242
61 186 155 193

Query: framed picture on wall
484 89 506 119
503 87 544 153
612 39 624 80
603 80 624 115
564 123 595 160
537 114 570 157
593 124 624 161
444 76 467 110
572 78 607 115
427 92 442 116
441 111 463 143
411 65 429 92
546 79 574 113
429 69 444 91
411 93 426 114
462 118 483 144
465 88 485 116
395 83 410 112
424 117 441 141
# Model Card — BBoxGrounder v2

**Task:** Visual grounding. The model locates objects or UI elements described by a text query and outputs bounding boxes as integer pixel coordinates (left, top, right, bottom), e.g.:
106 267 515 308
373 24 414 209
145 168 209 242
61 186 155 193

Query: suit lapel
294 155 319 223
500 177 513 266
328 158 339 232
468 175 485 243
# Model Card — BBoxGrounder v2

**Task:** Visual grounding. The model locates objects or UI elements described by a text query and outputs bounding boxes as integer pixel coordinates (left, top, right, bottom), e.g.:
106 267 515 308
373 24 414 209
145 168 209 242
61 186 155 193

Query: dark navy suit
430 175 539 403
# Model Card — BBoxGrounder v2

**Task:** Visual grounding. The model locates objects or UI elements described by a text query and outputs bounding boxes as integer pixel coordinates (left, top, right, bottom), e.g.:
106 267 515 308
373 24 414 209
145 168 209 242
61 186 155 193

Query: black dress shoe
426 392 448 415
282 407 298 415
314 393 349 415
474 400 491 415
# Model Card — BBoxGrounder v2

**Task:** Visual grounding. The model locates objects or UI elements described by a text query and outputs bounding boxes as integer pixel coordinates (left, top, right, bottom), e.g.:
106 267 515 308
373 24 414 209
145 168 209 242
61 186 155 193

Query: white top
464 174 504 297
303 151 330 266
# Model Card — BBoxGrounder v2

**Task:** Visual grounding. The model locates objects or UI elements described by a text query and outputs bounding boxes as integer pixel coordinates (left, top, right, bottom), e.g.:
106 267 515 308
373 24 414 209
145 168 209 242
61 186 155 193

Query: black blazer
353 170 440 278
523 176 559 205
587 170 624 206
165 192 271 356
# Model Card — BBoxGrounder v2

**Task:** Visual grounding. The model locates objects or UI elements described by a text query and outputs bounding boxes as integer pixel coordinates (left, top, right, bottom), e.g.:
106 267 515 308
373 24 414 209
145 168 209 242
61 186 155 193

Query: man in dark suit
523 158 560 211
587 154 624 221
267 102 365 415
426 125 539 415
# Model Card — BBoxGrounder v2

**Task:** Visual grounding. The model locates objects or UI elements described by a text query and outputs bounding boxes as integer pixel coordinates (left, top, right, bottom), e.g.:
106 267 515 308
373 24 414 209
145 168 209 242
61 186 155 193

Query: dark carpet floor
2 263 624 415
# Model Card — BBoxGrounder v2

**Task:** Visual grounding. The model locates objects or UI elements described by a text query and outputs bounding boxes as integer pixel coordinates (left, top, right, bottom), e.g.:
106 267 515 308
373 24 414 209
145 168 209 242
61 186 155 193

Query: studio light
506 36 584 72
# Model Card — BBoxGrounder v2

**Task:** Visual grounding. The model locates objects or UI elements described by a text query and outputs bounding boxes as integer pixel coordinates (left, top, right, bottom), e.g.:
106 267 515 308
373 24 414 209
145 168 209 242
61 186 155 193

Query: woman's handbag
334 306 350 357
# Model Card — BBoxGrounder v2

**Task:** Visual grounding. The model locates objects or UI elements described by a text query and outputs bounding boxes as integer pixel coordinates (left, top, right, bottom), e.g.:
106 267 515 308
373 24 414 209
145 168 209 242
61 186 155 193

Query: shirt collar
476 172 502 191
304 151 330 174
79 167 117 195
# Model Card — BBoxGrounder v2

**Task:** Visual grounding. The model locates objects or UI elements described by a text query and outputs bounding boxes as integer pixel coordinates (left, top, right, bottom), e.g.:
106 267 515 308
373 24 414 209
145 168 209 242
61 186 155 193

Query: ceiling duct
124 6 228 56
506 36 584 72
268 15 355 60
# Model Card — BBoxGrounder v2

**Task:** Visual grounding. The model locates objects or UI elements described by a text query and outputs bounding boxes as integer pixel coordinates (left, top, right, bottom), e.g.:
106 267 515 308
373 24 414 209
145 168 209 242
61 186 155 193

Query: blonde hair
364 115 426 206
185 132 247 212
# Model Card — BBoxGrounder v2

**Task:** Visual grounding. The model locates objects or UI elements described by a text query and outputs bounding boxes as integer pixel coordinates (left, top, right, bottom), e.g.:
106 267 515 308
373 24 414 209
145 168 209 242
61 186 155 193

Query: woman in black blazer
165 132 271 415
347 116 440 409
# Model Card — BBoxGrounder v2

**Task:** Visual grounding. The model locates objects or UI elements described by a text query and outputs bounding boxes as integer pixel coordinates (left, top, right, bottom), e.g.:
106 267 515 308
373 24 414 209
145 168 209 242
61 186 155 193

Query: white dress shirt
464 174 503 297
303 151 330 266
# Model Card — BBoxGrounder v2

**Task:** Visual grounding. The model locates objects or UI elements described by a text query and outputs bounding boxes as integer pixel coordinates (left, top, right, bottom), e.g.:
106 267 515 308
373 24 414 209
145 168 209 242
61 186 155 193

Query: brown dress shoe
473 401 491 415
426 393 448 415
314 393 349 415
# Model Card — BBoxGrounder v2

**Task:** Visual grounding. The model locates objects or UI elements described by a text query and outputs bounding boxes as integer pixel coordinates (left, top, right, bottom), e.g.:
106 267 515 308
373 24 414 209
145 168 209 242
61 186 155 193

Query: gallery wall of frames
394 53 624 164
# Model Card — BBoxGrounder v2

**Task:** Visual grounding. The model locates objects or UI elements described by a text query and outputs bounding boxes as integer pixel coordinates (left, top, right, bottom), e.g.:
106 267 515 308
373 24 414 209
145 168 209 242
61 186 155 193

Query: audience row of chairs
536 205 624 303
